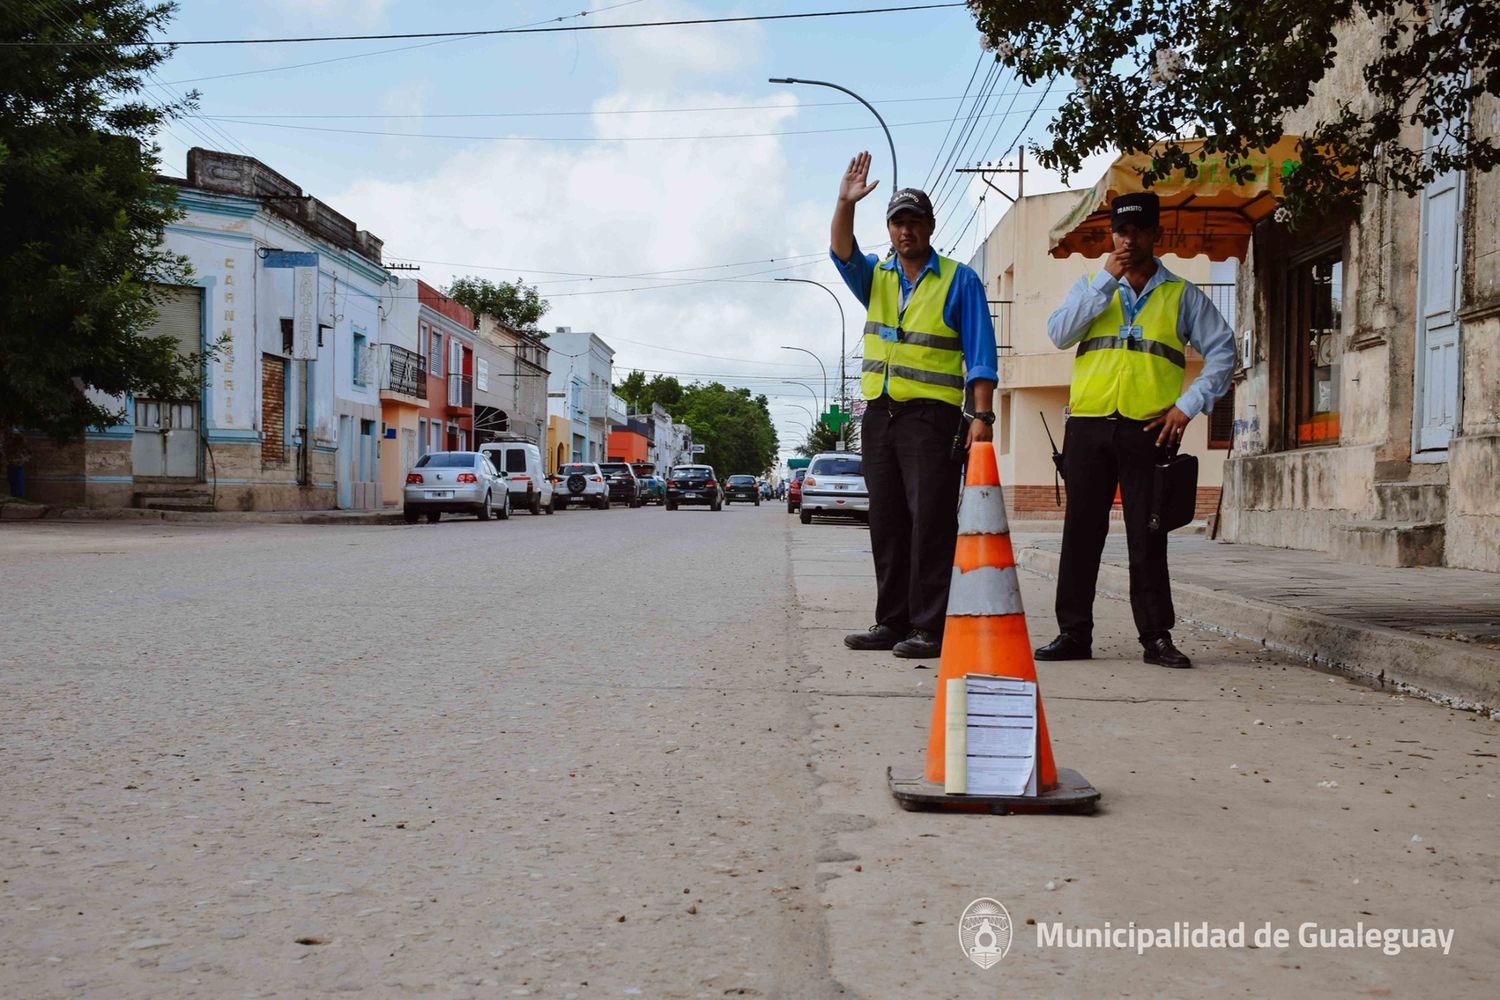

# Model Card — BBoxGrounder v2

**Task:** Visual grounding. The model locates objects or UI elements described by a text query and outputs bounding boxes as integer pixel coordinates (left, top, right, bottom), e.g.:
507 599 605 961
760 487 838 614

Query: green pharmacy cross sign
822 405 851 433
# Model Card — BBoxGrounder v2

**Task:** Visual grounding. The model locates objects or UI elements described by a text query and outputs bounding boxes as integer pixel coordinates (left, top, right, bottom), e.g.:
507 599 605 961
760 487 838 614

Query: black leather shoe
1142 635 1192 669
1034 634 1092 661
844 623 906 651
892 629 943 659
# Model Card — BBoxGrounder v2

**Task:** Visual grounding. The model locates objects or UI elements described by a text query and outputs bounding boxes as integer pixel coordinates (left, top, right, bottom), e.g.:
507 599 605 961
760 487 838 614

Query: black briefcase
1148 446 1199 533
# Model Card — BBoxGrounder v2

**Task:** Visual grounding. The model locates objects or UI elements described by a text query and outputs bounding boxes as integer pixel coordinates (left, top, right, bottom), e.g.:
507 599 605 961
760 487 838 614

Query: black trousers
1056 415 1176 645
862 398 965 635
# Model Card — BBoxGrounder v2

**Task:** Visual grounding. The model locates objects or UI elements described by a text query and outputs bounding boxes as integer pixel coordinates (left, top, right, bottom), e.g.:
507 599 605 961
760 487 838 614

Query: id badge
1118 323 1144 341
877 323 901 343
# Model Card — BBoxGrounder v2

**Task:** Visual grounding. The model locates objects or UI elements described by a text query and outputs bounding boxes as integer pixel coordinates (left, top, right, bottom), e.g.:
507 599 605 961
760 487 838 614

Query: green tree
967 1 1500 223
1 0 203 489
674 383 778 476
796 417 859 458
445 276 549 336
613 371 684 414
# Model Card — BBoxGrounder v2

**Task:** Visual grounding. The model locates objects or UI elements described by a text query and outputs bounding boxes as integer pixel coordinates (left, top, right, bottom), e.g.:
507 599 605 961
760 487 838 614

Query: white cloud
266 0 394 26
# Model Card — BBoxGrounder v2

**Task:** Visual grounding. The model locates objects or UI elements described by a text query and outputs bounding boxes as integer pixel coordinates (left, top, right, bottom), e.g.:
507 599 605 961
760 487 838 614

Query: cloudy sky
149 0 1108 461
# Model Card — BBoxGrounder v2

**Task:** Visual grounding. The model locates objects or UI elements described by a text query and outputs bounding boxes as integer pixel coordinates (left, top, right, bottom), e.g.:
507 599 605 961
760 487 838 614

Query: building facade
414 282 476 460
1220 29 1500 570
23 149 394 511
474 315 550 448
970 189 1229 517
545 327 615 465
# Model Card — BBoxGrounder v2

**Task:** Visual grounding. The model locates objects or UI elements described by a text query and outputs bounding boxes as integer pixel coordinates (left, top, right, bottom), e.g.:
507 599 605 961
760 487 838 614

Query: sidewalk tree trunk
966 1 1500 225
0 1 202 498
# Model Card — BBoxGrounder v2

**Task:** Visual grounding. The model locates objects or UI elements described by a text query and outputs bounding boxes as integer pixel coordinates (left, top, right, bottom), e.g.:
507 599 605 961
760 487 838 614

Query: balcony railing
380 344 427 400
447 373 473 410
989 299 1014 355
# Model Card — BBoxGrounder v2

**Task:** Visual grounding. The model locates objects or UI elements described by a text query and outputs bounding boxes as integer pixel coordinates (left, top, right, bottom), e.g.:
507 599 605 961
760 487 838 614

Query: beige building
970 189 1233 517
1219 25 1500 571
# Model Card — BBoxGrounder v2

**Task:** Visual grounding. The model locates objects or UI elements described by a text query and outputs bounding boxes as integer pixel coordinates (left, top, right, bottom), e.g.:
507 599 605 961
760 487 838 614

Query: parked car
799 452 867 525
631 463 666 505
551 462 609 510
724 474 760 505
403 451 510 523
665 464 723 511
479 441 553 515
786 468 807 513
598 461 643 507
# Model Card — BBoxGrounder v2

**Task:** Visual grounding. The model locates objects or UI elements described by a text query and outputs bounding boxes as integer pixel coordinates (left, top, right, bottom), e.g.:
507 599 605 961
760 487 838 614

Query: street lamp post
776 277 849 447
778 380 822 413
769 77 896 192
779 346 827 415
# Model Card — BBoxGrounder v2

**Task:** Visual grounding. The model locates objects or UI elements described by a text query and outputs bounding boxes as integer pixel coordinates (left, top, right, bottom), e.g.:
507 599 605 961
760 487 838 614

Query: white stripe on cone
957 485 1009 537
946 564 1025 617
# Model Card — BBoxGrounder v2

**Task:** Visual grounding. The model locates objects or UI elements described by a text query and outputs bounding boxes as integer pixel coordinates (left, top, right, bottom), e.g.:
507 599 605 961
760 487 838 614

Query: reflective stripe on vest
1069 277 1188 419
860 255 965 405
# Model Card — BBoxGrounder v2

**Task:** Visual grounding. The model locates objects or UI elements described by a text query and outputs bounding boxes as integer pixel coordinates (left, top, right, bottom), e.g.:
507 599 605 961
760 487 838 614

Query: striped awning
1048 136 1304 262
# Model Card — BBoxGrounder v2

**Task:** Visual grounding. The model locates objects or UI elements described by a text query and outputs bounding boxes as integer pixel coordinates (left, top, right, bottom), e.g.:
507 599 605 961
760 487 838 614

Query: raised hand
839 151 880 204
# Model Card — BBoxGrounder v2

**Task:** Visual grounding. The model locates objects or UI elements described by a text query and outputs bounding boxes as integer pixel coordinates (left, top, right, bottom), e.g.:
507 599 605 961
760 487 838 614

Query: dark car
597 462 642 508
666 464 723 511
786 468 807 513
724 475 760 506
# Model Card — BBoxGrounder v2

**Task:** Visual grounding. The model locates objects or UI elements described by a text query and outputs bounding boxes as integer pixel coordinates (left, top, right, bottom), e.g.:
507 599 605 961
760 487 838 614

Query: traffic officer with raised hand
830 151 998 660
1034 192 1236 669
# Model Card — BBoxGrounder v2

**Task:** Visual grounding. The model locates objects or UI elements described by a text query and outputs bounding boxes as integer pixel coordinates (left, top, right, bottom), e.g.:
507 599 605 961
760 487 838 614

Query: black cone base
887 766 1100 815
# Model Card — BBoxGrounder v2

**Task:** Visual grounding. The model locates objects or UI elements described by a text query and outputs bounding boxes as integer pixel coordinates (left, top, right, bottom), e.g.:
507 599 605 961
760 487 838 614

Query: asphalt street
2 505 1497 998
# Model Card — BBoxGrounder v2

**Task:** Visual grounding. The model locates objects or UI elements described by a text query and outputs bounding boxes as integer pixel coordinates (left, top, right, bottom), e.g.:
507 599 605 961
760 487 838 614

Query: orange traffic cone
888 442 1099 815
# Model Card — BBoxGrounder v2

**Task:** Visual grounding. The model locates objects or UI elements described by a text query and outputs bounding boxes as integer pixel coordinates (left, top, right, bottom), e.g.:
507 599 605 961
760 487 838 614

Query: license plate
428 490 453 499
835 484 848 490
684 492 700 498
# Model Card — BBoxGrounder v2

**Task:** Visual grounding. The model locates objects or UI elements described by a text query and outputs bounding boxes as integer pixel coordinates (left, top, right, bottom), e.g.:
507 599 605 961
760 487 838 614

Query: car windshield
728 476 755 485
600 465 631 474
560 464 594 475
632 466 655 477
793 469 807 481
416 453 477 468
673 467 710 478
810 457 861 477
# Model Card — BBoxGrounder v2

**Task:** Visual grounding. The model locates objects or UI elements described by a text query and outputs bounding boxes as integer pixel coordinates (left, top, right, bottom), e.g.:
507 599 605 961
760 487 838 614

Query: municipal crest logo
959 897 1013 969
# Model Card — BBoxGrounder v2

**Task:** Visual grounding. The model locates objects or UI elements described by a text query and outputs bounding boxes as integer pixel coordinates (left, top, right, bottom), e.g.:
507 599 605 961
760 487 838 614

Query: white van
479 441 553 515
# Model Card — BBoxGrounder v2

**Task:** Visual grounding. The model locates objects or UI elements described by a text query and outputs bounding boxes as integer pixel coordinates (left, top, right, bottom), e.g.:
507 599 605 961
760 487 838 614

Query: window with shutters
280 318 294 355
1208 384 1235 449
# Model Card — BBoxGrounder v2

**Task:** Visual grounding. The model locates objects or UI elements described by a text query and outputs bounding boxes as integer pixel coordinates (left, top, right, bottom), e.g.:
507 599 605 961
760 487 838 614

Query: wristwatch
970 410 996 426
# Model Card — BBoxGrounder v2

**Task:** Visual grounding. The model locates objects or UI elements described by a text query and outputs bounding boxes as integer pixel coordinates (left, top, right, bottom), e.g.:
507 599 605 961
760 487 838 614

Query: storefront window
1286 249 1342 445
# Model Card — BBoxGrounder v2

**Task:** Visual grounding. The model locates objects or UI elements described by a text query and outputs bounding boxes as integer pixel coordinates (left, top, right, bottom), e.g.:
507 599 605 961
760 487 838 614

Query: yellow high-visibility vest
860 255 965 406
1069 277 1187 419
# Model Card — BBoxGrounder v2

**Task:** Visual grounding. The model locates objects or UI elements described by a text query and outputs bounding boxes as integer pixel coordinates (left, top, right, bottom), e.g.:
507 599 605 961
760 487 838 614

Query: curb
1016 545 1500 716
2 503 404 526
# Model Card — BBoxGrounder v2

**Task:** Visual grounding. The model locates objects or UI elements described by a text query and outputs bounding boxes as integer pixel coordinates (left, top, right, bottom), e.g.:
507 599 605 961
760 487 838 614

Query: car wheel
666 501 677 511
710 499 722 512
403 508 419 524
497 492 511 520
754 499 760 506
787 502 796 513
800 506 812 525
477 491 493 520
530 491 542 515
426 512 441 524
549 497 562 513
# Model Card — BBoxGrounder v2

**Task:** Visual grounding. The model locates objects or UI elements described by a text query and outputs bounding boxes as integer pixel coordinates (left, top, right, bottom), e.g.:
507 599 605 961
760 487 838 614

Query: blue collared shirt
1046 259 1237 418
829 239 998 386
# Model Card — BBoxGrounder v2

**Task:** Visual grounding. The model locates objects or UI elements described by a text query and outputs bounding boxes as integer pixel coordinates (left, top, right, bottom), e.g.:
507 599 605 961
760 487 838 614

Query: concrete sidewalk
0 500 403 526
1016 533 1500 715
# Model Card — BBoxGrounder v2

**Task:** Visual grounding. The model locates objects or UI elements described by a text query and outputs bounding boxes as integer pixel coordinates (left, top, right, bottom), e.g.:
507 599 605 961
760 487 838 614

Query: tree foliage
1 0 202 475
445 276 549 336
967 0 1500 222
796 417 859 458
614 369 683 414
614 371 777 475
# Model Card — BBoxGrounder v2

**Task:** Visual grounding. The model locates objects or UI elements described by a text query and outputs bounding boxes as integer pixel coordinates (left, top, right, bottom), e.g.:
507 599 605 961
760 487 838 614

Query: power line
921 50 986 192
3 4 967 47
152 0 652 87
178 92 1035 121
186 105 1060 144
